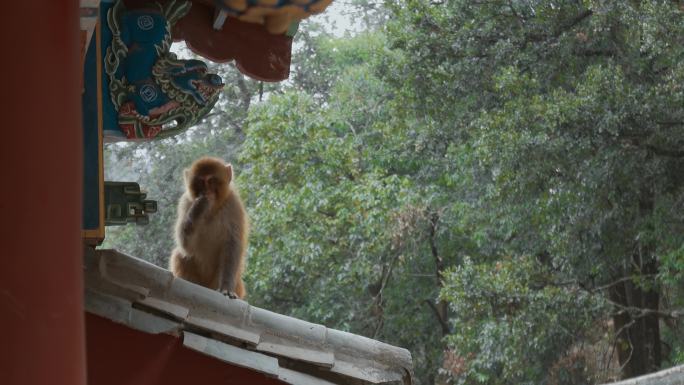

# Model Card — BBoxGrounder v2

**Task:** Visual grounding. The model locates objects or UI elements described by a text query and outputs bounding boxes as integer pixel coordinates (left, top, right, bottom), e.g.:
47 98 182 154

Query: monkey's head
184 157 233 201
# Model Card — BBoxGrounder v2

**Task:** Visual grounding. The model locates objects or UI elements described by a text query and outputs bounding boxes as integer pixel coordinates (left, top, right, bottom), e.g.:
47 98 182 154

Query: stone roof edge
84 248 413 385
600 365 684 385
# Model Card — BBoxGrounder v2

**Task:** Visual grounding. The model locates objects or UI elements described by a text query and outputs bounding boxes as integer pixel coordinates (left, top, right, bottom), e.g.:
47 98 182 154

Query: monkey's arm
180 196 209 237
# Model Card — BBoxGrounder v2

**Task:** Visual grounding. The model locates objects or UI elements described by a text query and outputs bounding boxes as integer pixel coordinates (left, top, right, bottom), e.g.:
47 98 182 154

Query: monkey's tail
235 278 247 299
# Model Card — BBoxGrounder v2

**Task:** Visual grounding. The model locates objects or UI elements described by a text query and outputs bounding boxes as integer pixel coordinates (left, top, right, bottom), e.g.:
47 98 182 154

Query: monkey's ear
225 163 233 183
183 169 190 184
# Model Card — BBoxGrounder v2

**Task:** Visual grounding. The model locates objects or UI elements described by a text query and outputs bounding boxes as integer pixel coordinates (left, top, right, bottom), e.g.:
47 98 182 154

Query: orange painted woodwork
0 2 86 385
86 314 288 385
122 0 294 81
173 2 293 81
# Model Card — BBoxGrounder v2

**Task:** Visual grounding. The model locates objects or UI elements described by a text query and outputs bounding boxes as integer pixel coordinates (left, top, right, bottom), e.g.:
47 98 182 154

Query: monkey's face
185 157 233 201
190 174 224 198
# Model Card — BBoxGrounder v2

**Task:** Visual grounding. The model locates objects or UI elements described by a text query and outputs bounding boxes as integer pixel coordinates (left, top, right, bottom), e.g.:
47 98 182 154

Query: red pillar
0 2 86 385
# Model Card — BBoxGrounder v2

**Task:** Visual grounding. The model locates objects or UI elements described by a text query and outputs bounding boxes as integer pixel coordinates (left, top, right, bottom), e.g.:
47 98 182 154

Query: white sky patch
172 0 364 57
307 0 367 37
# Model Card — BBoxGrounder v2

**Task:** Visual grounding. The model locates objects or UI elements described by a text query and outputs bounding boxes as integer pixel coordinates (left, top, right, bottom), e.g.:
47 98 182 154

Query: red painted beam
122 0 294 81
86 314 288 385
0 2 85 385
172 1 293 81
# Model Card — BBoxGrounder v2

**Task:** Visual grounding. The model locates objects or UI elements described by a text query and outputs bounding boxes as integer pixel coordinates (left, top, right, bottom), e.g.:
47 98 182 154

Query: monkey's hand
181 196 209 236
222 290 239 299
187 195 209 221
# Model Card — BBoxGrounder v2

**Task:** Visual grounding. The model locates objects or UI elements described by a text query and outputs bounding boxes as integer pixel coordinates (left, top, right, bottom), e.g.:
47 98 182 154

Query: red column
0 2 86 385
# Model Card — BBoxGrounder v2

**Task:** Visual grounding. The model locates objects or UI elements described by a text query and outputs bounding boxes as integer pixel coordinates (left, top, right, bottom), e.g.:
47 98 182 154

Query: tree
384 0 684 380
440 256 606 385
239 34 450 378
102 2 684 383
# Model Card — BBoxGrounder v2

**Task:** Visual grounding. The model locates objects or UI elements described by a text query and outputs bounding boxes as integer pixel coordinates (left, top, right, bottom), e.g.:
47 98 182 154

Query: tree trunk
609 263 661 377
609 282 633 374
428 211 450 336
610 192 661 378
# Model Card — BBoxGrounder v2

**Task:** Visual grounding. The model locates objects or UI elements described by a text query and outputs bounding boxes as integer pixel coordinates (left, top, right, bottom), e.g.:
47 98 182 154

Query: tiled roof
84 248 413 385
600 365 684 385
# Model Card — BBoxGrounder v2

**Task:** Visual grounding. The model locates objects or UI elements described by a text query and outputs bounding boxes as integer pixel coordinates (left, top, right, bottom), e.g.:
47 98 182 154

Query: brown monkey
169 157 248 299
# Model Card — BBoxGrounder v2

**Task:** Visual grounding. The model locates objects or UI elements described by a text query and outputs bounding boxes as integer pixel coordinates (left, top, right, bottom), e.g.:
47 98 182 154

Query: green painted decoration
104 0 223 140
104 182 157 226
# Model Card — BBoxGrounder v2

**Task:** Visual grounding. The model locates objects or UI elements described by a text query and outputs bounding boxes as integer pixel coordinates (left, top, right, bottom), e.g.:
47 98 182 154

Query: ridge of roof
600 365 684 385
84 248 413 385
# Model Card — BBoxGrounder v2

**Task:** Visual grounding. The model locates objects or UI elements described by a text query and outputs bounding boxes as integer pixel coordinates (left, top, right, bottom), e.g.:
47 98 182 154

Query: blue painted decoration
103 0 224 140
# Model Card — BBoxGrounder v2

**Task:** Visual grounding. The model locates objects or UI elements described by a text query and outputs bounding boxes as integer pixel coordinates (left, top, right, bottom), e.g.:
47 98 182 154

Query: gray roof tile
84 248 413 385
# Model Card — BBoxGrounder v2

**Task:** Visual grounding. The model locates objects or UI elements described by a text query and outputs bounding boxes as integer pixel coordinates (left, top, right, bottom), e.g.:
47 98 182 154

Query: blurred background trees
102 1 684 383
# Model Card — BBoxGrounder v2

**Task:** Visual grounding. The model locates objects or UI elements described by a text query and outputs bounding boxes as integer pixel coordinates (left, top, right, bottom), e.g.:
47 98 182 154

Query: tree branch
427 210 451 335
424 299 451 334
620 133 684 159
590 274 659 293
559 9 594 37
656 121 684 127
644 144 684 158
526 9 593 43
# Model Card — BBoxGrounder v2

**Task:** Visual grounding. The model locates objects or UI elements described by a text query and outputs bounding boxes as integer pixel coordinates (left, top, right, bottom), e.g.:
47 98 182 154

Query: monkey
169 157 249 299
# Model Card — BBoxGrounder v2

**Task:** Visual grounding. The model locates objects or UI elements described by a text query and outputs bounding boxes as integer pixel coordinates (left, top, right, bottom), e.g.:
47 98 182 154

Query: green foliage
102 2 684 384
239 89 445 380
441 256 606 384
382 0 684 380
